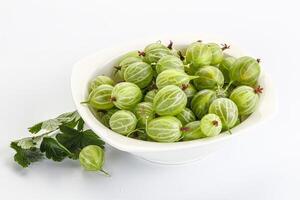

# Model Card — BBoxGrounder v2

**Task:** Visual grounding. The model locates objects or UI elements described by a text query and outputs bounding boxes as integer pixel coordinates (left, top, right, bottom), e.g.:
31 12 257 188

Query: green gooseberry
88 75 115 93
111 82 142 110
191 89 217 119
134 102 155 128
156 55 185 74
156 69 198 89
83 84 114 110
143 42 173 64
124 61 154 88
144 41 167 52
118 50 140 63
182 121 203 141
176 107 196 126
146 116 182 142
109 110 137 135
193 66 224 90
207 43 224 66
185 42 212 71
181 83 197 101
100 108 119 128
79 145 108 175
230 85 261 116
153 85 187 116
144 89 158 103
230 56 261 86
219 56 236 83
128 129 148 141
199 114 222 137
209 98 238 131
116 57 143 80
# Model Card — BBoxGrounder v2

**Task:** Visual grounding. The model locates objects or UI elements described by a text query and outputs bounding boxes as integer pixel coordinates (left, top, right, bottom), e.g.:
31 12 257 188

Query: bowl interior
71 36 277 152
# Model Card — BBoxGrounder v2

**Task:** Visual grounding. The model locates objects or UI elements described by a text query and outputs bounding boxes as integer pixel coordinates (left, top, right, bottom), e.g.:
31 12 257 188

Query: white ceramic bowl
71 36 277 164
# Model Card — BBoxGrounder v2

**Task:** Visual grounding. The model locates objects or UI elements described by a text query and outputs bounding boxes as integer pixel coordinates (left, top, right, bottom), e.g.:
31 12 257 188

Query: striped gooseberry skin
191 89 217 119
185 42 212 71
144 42 167 52
230 56 260 86
146 116 182 142
230 86 259 116
153 85 187 116
182 83 197 100
207 43 224 66
156 55 185 74
144 89 158 103
111 82 142 110
176 108 196 126
134 102 155 128
86 84 114 110
109 110 137 135
88 75 115 93
79 145 104 171
118 50 140 63
119 57 143 80
199 114 222 137
156 69 198 89
124 61 154 88
209 98 238 130
144 47 173 64
219 56 236 83
100 108 119 128
193 66 224 90
182 121 204 141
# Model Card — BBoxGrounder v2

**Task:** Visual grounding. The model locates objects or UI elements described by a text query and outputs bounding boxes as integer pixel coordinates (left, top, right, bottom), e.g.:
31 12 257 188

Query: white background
0 0 299 199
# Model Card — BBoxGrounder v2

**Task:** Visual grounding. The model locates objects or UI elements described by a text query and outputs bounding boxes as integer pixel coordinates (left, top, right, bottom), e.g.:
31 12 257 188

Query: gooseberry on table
193 66 224 90
109 110 137 135
124 61 154 88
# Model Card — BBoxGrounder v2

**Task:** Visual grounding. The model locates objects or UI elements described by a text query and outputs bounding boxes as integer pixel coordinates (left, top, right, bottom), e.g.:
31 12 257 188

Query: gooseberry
153 85 187 116
199 114 222 137
88 75 115 93
219 56 236 83
109 110 137 135
83 84 114 110
143 42 173 64
181 83 197 102
193 66 224 90
185 42 212 71
100 108 119 128
146 116 182 142
181 121 203 141
191 89 217 119
124 61 154 88
176 107 196 126
116 56 143 80
156 55 185 74
134 102 155 128
111 82 142 110
144 89 158 103
207 43 224 66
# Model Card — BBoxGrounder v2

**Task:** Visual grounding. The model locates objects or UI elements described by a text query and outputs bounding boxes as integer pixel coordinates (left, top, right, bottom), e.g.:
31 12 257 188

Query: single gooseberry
207 43 224 66
144 89 158 103
176 107 196 126
111 82 142 110
99 108 119 128
185 42 212 71
156 69 198 89
199 114 222 137
181 83 197 100
209 98 238 131
181 121 204 141
156 55 185 74
142 42 173 64
116 56 143 80
88 75 115 93
230 56 261 86
230 85 262 116
118 50 141 63
146 116 182 142
79 145 108 175
219 56 236 83
109 110 137 135
153 85 187 116
191 89 217 119
82 84 114 110
134 102 155 128
193 66 224 90
124 61 154 88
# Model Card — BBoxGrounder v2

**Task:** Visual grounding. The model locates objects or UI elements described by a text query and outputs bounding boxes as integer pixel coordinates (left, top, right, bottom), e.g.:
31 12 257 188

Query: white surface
71 36 277 164
0 0 299 199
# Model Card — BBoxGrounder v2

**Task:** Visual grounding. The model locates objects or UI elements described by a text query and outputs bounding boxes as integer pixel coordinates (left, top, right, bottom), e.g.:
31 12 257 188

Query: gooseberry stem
223 81 233 93
221 43 230 51
167 40 173 49
178 51 185 61
81 100 90 104
100 169 111 177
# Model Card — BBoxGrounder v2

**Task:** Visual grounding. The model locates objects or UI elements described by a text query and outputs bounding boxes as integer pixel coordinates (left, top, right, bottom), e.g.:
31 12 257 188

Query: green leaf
10 142 44 168
28 122 42 134
41 119 61 132
56 126 104 159
40 137 72 162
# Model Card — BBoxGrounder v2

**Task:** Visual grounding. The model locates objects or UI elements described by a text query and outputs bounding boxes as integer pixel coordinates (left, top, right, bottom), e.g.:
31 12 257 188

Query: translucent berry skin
199 114 222 137
156 55 185 74
86 84 114 110
118 50 141 63
209 98 238 130
182 121 204 141
176 108 196 126
219 56 236 83
111 82 142 110
100 108 119 128
193 66 224 90
207 43 224 66
134 102 155 128
124 61 154 88
119 57 143 80
146 116 182 142
144 89 158 103
153 85 187 116
230 86 259 116
230 56 260 86
88 75 115 93
109 110 137 135
185 42 212 71
79 145 104 171
191 89 217 119
156 69 198 89
143 42 173 64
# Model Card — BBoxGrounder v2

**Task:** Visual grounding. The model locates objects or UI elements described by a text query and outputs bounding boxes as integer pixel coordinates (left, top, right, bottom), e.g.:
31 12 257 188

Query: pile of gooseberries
83 40 263 143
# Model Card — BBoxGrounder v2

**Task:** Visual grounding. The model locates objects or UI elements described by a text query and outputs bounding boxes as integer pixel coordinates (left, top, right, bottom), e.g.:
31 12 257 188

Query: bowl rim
71 35 278 153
